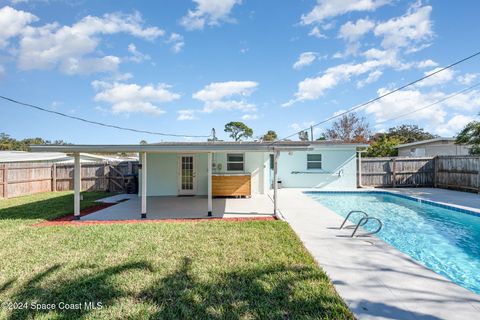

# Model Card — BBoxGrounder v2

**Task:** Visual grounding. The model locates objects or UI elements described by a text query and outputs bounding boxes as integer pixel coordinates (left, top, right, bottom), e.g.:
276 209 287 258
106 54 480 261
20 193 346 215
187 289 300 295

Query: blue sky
0 0 479 143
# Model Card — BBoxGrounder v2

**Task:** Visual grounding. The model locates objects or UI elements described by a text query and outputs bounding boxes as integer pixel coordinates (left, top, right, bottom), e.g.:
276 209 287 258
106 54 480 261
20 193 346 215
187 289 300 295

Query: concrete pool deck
278 188 480 320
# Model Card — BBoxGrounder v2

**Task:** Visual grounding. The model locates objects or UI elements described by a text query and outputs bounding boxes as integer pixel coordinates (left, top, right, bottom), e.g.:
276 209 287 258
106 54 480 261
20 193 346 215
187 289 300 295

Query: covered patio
30 142 313 220
85 193 275 220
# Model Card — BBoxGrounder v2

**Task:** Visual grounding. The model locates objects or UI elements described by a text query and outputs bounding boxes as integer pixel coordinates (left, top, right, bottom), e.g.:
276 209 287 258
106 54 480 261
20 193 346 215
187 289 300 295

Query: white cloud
374 4 433 50
338 18 375 42
301 0 390 25
457 73 479 86
293 52 317 70
177 109 196 120
127 43 150 63
17 11 163 74
357 70 382 88
366 87 446 125
242 113 258 120
442 90 480 112
93 81 180 115
417 67 454 87
337 18 375 56
60 55 120 75
283 56 396 106
180 0 242 30
0 6 37 48
165 33 185 53
0 65 4 77
308 26 327 39
417 59 438 68
193 80 257 101
435 114 476 137
366 86 480 136
193 80 258 113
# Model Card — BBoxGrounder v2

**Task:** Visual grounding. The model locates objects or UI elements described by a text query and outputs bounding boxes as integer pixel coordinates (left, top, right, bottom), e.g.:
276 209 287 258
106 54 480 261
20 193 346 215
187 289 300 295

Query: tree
139 140 148 145
298 131 309 141
366 134 402 157
455 114 480 155
0 133 69 151
323 113 371 143
224 122 253 141
261 130 277 141
386 124 436 143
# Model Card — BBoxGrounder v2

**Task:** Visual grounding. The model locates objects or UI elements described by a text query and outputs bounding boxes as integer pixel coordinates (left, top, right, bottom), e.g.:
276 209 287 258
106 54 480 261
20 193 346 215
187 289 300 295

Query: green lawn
0 192 353 319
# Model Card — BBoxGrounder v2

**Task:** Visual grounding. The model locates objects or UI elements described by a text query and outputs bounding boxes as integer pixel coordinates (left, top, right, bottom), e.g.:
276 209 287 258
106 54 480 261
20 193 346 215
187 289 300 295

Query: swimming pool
305 191 480 295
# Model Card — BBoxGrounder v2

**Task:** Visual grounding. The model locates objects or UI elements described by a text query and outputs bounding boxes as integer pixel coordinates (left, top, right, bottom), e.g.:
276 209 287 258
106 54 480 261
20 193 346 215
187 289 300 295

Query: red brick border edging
34 202 277 227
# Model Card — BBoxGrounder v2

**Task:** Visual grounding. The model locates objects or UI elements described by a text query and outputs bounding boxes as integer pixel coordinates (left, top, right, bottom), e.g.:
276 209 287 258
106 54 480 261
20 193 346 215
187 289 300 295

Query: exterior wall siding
398 142 470 157
276 147 357 189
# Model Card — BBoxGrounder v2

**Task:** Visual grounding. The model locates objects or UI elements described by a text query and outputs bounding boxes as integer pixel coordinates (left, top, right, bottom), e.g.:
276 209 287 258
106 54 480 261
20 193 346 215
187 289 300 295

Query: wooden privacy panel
0 161 138 198
212 175 251 196
360 157 434 187
360 156 480 193
435 156 479 192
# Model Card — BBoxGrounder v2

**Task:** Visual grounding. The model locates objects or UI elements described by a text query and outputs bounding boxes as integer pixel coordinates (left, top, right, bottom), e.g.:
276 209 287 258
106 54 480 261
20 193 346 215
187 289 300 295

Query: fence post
477 156 480 194
433 156 438 188
104 163 110 192
51 163 57 192
392 158 396 188
2 164 8 198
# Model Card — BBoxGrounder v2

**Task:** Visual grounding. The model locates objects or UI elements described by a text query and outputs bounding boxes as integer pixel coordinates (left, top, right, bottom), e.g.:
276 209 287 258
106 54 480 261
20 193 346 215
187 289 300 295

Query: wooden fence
360 156 480 193
435 155 480 192
0 161 138 199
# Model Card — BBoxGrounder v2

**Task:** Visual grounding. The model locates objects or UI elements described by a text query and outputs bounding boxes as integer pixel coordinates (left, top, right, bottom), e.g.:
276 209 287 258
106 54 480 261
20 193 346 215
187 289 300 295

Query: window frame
306 153 322 170
226 153 245 172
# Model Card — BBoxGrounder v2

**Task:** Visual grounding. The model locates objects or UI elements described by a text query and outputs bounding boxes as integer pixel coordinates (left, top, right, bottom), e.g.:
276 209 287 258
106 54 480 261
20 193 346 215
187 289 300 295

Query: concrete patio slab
86 194 274 220
277 188 480 320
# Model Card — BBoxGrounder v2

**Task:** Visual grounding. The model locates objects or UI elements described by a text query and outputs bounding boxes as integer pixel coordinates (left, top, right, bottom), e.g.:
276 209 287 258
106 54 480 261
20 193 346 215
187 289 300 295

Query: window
307 154 322 170
227 153 244 171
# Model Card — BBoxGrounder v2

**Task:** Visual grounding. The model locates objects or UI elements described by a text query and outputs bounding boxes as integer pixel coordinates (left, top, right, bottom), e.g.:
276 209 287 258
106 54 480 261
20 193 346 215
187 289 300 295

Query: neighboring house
397 138 470 157
0 151 136 163
31 141 364 219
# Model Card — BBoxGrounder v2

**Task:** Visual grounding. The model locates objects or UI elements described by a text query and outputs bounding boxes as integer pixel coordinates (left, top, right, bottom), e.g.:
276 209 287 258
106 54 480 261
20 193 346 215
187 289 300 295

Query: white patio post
73 152 81 220
207 152 213 216
273 150 280 217
141 152 147 219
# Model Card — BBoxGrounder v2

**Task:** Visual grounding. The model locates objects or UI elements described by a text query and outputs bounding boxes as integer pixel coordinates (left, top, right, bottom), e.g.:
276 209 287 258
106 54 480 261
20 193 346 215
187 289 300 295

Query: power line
375 82 480 125
276 49 480 143
0 95 212 138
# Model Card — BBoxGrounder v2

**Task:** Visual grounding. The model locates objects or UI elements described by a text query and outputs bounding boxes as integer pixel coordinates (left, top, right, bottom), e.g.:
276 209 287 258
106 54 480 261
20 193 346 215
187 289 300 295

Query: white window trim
307 153 322 170
226 153 245 172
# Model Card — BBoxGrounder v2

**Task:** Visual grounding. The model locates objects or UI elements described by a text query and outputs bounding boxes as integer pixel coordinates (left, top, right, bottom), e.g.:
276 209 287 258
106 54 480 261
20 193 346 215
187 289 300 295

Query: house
30 141 364 220
0 151 137 163
396 138 470 157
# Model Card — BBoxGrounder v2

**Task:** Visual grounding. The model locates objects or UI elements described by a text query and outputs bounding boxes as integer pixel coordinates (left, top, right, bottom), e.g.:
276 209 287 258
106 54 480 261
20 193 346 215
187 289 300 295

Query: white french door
178 155 197 195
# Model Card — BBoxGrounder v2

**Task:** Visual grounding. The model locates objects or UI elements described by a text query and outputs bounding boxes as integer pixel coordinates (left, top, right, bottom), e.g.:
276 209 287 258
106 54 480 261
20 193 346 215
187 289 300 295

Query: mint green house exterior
141 142 360 197
31 141 363 220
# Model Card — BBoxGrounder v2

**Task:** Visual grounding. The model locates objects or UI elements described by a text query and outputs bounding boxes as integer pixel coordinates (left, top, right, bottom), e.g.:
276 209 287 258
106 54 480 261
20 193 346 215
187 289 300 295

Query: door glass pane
181 156 194 190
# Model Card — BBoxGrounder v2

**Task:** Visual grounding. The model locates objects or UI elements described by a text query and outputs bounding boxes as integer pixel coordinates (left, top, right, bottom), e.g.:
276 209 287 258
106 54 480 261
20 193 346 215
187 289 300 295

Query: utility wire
275 50 480 143
0 95 212 138
375 82 480 125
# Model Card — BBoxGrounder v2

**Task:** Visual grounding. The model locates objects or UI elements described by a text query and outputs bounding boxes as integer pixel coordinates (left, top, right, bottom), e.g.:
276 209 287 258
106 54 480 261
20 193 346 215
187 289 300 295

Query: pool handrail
351 217 383 237
339 210 369 229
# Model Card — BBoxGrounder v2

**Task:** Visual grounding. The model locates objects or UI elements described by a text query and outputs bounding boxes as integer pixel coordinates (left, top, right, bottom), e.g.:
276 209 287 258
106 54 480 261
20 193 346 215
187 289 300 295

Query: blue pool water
306 191 480 294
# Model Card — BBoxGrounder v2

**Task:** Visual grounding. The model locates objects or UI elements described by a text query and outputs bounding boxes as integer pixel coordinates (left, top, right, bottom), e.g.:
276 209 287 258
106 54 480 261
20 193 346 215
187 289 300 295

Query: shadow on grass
6 257 355 320
7 261 154 320
0 192 110 221
140 257 354 319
